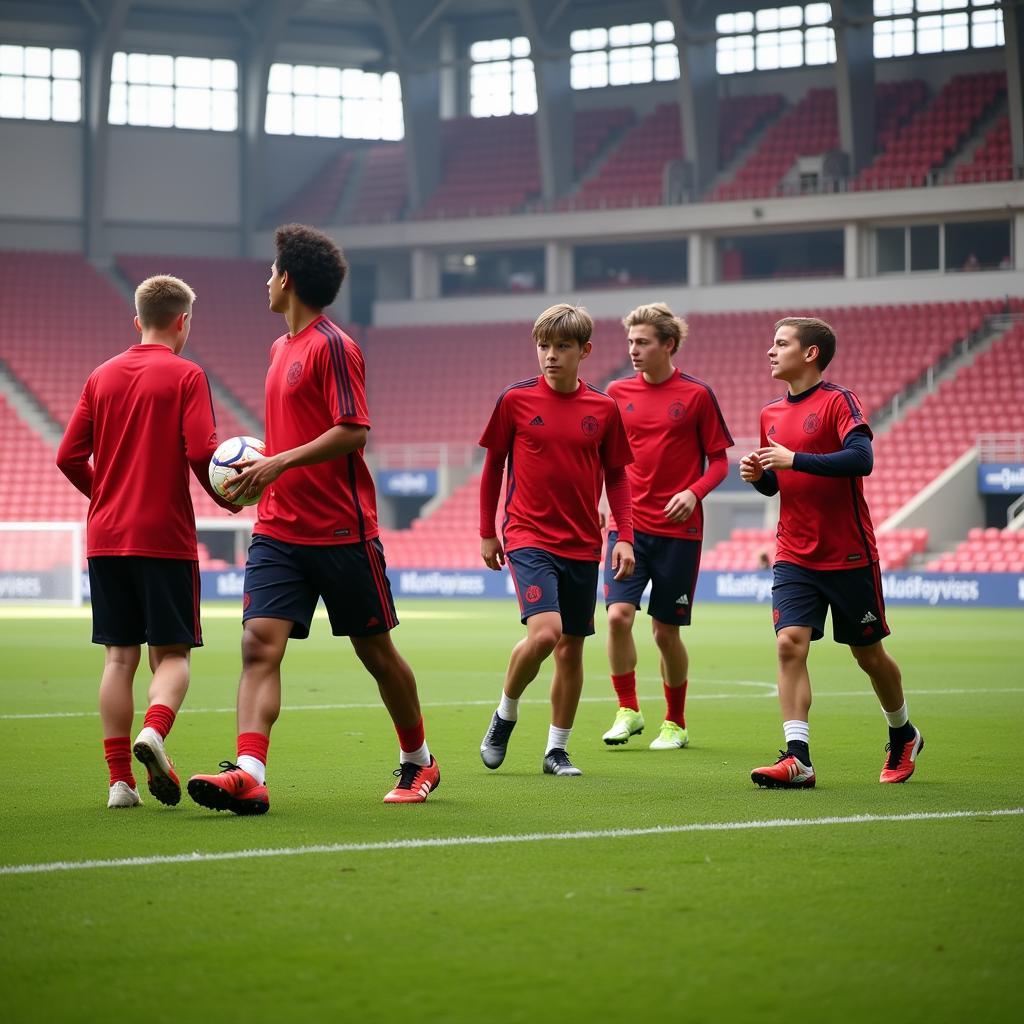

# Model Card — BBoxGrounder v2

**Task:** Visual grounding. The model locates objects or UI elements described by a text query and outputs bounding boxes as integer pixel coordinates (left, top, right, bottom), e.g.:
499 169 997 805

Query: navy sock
787 740 811 765
889 720 916 745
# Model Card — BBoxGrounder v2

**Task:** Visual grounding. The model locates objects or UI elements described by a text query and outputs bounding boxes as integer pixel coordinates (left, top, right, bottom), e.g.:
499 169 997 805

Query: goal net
0 522 84 606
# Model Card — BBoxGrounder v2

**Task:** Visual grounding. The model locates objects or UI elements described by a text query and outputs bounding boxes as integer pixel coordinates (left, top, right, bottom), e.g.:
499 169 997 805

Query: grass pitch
1 601 1021 1024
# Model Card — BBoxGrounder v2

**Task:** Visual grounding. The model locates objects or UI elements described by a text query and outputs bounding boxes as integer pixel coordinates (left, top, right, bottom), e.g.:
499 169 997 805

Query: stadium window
873 0 1002 57
469 36 536 117
109 52 237 131
0 44 81 122
569 20 678 90
716 6 834 75
265 62 403 139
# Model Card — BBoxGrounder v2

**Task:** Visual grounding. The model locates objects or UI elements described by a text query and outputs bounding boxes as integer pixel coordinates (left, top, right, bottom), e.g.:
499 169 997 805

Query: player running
478 303 635 777
601 303 733 751
741 316 923 789
187 224 439 813
56 275 237 809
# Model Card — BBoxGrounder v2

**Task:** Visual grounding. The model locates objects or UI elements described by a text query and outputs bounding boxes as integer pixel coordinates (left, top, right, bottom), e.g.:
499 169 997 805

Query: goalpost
0 522 84 606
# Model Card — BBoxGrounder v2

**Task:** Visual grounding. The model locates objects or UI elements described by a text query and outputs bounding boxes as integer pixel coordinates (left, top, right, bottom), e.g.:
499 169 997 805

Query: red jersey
760 381 878 570
479 375 634 561
608 371 733 540
254 315 378 546
56 343 224 559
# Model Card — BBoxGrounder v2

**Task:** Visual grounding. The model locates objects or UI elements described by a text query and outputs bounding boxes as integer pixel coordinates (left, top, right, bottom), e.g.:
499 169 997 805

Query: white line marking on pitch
2 808 1020 877
3 687 1022 721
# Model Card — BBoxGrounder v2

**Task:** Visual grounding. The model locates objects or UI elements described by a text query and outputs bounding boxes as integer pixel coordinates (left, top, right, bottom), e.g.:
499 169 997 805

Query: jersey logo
860 612 878 624
846 553 863 562
287 361 303 386
208 431 217 446
625 403 635 412
581 415 599 436
668 401 686 420
529 415 545 426
803 413 821 434
675 595 689 606
242 592 251 611
366 616 380 628
525 584 542 603
773 607 781 624
767 425 777 438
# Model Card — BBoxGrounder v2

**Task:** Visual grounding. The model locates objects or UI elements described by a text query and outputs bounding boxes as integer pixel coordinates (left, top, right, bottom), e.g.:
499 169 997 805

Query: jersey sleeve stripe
199 370 217 427
681 372 735 446
493 377 538 409
823 382 865 423
317 323 356 417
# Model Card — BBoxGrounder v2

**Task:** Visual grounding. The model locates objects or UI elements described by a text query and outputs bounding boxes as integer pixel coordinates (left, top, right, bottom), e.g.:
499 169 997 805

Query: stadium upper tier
267 71 1008 225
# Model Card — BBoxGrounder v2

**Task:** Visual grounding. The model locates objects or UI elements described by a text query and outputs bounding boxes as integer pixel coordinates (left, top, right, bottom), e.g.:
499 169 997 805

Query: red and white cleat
187 762 269 815
383 756 441 803
880 728 924 784
751 751 816 789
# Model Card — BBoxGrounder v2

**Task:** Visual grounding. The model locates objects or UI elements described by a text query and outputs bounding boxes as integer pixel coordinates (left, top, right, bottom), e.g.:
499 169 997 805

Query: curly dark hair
274 223 348 310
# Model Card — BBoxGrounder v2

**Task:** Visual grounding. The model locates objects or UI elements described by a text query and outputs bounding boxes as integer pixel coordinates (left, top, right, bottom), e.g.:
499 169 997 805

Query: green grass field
1 601 1021 1024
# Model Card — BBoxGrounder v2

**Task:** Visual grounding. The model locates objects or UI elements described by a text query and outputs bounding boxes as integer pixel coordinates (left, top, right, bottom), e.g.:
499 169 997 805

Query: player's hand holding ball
209 436 267 506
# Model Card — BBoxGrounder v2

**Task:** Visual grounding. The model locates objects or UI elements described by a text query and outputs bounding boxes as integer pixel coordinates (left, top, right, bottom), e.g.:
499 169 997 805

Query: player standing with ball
741 317 924 789
188 224 439 813
56 275 238 809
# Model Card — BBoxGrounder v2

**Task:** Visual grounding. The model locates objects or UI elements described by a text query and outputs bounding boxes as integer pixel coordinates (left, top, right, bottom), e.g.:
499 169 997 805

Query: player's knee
241 625 284 669
651 620 680 650
852 641 885 673
606 604 634 634
530 625 561 655
776 630 808 665
105 645 140 670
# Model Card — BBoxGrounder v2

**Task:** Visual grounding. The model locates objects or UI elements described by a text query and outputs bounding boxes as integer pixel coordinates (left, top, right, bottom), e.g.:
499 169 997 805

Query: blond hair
135 275 196 330
532 303 593 347
622 302 688 355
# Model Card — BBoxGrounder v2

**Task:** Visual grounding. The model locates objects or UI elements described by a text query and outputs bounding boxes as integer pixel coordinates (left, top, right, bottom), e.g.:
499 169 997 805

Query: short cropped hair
134 275 195 330
275 223 348 310
622 302 688 355
775 316 836 371
532 303 593 347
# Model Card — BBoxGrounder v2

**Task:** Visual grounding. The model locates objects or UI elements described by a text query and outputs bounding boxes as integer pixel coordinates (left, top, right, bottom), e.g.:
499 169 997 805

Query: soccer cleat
880 727 925 783
132 726 181 806
187 761 269 815
107 781 142 808
480 712 517 769
751 751 816 789
543 748 582 777
383 756 441 803
649 721 689 750
602 706 645 746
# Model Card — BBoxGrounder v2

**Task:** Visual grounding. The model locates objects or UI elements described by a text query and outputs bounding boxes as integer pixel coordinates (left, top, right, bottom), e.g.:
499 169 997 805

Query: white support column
411 249 441 300
688 233 707 287
1015 212 1024 271
545 241 573 294
844 223 861 280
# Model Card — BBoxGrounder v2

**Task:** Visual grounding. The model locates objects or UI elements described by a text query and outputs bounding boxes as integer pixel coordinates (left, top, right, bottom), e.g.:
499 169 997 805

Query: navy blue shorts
89 556 202 648
506 547 599 637
243 534 398 640
772 560 891 647
604 530 702 626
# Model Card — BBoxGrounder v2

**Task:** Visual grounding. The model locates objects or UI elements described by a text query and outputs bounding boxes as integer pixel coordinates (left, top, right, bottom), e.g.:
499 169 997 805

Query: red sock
104 737 135 787
143 703 176 739
665 680 688 728
611 672 639 711
237 731 270 765
395 717 425 753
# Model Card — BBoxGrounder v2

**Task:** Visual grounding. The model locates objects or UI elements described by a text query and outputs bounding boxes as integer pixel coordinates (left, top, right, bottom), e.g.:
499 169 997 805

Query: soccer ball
209 435 266 506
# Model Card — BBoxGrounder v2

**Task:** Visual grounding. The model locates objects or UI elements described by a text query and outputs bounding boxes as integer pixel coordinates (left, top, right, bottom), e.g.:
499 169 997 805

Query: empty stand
955 115 1013 184
927 528 1024 573
854 72 1005 191
267 150 356 225
347 144 407 223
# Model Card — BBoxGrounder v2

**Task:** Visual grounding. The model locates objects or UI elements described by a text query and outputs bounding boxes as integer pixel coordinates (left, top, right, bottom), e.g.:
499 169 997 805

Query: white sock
783 720 810 746
236 754 266 785
882 702 909 729
497 692 519 722
546 725 572 754
400 740 431 767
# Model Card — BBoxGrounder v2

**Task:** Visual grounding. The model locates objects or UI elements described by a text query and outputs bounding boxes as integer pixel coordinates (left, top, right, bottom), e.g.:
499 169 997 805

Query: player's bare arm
663 488 698 522
755 438 795 471
226 424 367 500
481 536 505 570
739 452 764 482
611 540 635 580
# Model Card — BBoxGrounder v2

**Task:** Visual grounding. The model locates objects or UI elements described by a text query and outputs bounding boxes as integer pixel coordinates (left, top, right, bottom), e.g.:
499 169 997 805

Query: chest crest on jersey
286 361 303 387
803 412 821 434
581 415 599 437
668 401 686 421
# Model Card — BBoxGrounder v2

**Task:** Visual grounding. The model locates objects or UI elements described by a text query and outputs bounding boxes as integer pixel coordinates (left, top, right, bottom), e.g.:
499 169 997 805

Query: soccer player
601 303 733 751
478 303 635 777
740 317 924 788
187 224 439 814
56 275 236 809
